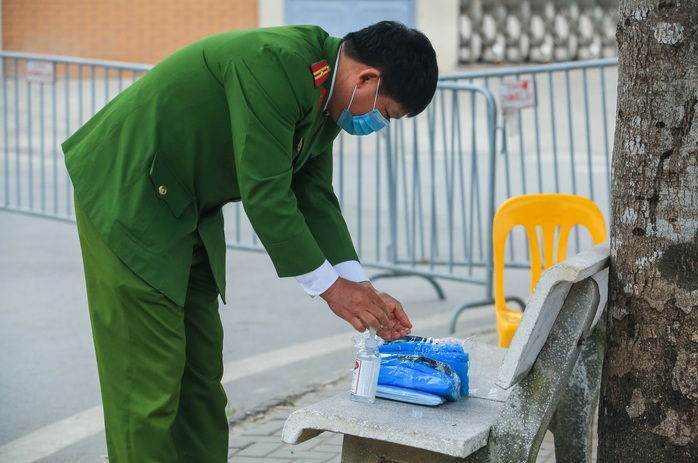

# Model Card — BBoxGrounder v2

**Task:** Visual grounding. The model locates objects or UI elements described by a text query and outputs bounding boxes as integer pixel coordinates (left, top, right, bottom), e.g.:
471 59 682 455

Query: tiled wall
2 0 258 64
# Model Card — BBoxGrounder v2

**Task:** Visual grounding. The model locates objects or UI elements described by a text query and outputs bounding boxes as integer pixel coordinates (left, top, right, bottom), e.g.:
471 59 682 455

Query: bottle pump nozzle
366 328 378 351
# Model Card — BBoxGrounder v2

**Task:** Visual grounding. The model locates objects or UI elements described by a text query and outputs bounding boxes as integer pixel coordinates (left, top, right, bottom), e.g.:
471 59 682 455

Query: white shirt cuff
333 260 369 283
295 260 339 297
294 260 369 297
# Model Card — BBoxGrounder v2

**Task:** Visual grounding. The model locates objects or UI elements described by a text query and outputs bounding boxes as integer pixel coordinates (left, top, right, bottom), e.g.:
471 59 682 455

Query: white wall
259 0 284 28
416 0 460 72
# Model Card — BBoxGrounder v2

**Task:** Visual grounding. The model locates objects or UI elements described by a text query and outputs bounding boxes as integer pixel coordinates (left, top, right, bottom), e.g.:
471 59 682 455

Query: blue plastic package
379 336 470 396
377 354 461 402
375 384 446 406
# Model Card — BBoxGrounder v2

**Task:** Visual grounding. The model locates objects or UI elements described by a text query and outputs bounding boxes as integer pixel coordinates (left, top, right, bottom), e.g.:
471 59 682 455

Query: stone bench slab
283 340 509 458
283 392 505 458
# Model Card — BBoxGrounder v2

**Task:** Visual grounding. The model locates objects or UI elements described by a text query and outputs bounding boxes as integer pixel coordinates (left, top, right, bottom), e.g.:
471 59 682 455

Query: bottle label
351 357 379 397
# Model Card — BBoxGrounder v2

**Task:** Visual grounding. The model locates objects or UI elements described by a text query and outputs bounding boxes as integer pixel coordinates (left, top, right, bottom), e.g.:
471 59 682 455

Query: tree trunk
599 0 698 461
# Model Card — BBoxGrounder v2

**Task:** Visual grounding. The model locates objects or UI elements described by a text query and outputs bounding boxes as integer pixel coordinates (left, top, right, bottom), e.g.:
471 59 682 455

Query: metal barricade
442 58 618 331
219 81 499 304
442 58 617 259
1 51 617 326
345 83 498 295
1 52 150 221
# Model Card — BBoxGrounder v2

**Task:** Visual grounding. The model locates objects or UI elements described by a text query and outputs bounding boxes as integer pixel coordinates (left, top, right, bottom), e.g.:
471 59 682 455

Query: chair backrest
493 194 607 306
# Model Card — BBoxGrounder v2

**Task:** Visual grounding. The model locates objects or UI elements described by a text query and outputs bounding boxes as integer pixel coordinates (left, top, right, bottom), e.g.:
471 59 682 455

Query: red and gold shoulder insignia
311 60 330 87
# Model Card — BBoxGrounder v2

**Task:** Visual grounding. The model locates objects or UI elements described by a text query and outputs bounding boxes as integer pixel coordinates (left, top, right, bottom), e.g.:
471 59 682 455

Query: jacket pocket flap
149 151 193 218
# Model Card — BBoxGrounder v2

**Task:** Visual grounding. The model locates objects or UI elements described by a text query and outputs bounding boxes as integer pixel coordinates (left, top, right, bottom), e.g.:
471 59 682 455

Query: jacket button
158 185 168 195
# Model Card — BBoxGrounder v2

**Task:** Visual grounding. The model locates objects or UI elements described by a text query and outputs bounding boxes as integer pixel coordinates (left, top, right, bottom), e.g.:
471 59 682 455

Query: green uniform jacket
63 26 358 307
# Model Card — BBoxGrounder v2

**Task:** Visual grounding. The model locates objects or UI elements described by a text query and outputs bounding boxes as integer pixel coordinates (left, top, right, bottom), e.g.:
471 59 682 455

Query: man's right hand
320 277 390 333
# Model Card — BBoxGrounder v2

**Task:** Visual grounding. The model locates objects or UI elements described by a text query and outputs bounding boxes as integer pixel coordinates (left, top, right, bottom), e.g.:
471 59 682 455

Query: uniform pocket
149 150 193 218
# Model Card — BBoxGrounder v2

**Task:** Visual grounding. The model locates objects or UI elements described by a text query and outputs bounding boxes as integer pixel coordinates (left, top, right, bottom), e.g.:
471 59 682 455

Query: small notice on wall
27 60 55 84
499 79 536 111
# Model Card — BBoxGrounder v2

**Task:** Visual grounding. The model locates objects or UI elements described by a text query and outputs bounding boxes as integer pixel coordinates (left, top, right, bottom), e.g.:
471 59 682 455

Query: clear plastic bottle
350 328 381 403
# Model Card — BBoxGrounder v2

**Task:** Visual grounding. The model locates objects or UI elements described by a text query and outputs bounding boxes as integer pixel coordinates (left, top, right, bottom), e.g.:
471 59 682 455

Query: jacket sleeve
223 45 327 277
291 145 360 265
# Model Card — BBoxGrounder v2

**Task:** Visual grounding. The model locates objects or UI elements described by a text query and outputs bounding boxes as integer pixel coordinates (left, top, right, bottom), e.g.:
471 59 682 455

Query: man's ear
355 68 381 87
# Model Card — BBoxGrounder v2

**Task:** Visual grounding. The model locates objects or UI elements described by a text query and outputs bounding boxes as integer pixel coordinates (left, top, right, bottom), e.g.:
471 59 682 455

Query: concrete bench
281 243 610 463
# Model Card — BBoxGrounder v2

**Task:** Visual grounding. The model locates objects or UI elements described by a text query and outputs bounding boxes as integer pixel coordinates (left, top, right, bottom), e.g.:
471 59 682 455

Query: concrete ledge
283 392 504 458
283 338 510 458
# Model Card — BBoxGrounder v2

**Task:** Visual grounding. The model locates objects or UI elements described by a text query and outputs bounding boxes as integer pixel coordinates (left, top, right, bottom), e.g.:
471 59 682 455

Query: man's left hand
360 282 412 340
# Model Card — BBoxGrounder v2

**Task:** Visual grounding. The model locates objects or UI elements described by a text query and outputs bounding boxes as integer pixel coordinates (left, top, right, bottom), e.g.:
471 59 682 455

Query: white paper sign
27 60 55 84
499 79 536 111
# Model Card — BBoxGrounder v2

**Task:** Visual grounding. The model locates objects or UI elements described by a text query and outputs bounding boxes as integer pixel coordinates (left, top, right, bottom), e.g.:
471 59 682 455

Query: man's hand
320 278 412 340
371 289 412 340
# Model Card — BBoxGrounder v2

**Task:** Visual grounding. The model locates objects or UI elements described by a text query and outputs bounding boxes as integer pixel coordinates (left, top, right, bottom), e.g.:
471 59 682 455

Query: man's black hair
343 21 438 117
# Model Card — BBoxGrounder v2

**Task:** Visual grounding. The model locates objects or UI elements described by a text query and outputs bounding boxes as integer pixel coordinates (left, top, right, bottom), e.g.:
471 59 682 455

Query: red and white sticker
27 60 55 84
499 79 536 111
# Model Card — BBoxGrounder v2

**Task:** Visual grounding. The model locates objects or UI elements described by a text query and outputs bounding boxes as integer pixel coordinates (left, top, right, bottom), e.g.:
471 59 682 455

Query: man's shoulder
201 25 331 51
201 26 340 90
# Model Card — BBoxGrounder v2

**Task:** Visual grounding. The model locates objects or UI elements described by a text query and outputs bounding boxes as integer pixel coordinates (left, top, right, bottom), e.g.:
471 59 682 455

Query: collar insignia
311 60 330 87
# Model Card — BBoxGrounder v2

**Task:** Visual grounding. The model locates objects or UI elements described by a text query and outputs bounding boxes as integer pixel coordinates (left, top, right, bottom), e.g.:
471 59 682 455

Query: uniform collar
321 37 342 114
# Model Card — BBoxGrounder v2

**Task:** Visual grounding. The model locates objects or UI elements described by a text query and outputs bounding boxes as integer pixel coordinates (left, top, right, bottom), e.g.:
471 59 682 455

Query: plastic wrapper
379 336 470 396
377 354 461 402
375 384 446 406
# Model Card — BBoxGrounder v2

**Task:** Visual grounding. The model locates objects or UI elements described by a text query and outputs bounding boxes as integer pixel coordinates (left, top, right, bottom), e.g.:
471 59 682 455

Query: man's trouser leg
75 199 228 462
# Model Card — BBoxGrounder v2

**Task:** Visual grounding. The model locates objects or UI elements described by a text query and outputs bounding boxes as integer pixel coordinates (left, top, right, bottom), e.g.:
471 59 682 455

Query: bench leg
341 435 483 463
550 313 606 462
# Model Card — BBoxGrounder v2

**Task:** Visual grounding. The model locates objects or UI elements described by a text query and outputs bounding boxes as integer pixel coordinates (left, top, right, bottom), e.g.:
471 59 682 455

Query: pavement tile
233 441 281 458
268 447 338 460
229 458 294 463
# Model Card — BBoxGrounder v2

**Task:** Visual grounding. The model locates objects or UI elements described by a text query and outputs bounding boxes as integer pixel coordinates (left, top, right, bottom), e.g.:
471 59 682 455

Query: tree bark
599 0 698 461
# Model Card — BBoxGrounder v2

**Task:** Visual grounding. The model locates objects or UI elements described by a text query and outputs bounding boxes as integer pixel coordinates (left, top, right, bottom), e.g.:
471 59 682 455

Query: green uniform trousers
75 198 229 462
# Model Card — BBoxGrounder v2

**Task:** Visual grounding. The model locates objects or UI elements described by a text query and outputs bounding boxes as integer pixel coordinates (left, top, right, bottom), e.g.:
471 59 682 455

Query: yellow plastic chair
493 194 607 347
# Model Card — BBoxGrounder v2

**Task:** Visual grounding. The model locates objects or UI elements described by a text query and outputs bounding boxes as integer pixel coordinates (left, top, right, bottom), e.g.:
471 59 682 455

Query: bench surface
285 391 502 458
283 340 509 458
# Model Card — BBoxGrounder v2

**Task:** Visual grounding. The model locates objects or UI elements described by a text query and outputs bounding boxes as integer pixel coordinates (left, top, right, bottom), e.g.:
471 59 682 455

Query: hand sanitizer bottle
350 328 381 403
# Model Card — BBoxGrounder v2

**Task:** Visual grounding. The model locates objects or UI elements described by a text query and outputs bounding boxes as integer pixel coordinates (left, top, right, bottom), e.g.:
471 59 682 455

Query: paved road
0 211 505 462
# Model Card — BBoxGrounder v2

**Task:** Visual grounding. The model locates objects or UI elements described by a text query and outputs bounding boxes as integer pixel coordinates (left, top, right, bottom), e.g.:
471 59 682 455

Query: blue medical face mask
336 78 389 136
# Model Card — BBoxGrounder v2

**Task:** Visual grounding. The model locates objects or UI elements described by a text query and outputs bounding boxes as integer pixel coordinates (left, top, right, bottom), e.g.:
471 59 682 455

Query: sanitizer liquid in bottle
350 328 381 403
